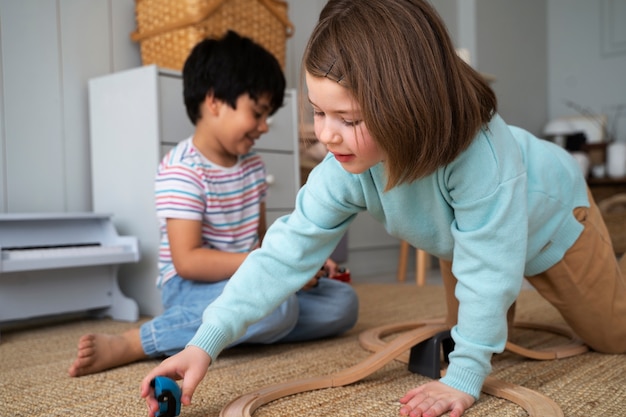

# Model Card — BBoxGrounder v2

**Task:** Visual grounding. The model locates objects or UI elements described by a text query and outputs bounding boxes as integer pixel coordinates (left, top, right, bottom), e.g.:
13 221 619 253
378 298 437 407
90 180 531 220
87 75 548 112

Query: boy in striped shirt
69 31 358 377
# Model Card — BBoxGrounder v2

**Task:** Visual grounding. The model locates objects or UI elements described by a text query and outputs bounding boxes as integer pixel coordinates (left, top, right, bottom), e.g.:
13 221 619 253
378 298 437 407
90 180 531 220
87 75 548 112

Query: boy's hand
141 346 212 416
301 258 340 291
321 258 339 278
399 381 475 417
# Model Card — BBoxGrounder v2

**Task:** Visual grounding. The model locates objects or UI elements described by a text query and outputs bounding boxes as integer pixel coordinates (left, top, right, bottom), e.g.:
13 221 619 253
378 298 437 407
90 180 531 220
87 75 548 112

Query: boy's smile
195 93 272 167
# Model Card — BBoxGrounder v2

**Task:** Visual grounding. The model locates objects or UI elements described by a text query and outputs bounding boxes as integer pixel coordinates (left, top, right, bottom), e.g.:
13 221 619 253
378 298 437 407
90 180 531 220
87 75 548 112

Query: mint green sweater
188 114 589 399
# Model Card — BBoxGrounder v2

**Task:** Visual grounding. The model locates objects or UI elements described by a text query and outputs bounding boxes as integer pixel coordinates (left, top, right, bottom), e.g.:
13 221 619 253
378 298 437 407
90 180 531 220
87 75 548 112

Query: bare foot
68 328 147 377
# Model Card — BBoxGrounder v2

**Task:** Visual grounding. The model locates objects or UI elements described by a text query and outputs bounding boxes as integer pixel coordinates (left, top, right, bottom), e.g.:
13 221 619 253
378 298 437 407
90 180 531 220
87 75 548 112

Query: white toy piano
0 212 140 336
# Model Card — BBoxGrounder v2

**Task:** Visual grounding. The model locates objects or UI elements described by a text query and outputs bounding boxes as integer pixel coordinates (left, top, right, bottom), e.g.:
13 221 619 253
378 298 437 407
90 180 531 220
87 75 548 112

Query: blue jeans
139 276 359 357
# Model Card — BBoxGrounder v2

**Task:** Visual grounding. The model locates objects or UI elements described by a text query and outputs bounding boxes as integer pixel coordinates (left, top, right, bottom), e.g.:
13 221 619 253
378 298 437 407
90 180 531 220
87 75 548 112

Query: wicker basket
130 0 294 71
598 193 626 255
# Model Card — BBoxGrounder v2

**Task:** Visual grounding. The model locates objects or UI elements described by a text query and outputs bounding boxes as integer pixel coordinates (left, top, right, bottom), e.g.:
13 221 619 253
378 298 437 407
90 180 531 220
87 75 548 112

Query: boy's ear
203 92 222 116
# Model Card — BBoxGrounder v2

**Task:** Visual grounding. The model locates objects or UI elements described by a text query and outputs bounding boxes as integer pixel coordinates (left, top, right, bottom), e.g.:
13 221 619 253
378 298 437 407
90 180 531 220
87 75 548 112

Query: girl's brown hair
303 0 496 190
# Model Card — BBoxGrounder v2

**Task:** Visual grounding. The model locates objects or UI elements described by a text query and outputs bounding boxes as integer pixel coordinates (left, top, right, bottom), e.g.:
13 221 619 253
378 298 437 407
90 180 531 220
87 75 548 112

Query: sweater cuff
186 322 231 361
440 363 485 400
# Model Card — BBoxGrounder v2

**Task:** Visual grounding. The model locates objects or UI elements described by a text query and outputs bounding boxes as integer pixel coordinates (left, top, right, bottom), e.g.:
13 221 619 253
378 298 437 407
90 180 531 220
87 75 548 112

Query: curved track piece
359 320 588 362
359 321 566 417
219 323 448 417
220 319 586 417
505 321 588 359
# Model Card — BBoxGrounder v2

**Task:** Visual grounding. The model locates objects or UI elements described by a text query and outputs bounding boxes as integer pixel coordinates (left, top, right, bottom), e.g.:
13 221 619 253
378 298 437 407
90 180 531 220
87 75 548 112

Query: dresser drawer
258 151 298 210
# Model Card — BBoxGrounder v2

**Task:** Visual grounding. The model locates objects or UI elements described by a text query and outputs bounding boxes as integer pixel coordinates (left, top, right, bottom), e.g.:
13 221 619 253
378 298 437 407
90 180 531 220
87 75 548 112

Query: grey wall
475 0 548 135
0 0 141 213
284 0 327 91
433 0 625 140
548 0 626 142
430 0 548 135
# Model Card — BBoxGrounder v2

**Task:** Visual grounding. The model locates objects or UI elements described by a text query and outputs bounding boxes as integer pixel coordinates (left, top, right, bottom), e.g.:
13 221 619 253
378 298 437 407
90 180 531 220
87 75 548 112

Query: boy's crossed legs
69 277 358 377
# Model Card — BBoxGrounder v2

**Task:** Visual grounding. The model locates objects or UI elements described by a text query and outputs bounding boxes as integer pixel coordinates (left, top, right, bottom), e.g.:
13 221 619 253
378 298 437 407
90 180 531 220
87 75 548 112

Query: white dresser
89 65 299 316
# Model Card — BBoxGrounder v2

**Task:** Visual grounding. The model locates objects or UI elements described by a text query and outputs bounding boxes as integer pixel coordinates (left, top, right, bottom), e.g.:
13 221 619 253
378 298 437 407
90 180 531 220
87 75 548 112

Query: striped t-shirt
154 137 267 287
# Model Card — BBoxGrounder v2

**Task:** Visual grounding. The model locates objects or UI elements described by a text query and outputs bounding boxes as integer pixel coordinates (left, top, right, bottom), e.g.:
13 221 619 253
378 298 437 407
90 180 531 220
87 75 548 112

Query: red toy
331 267 351 283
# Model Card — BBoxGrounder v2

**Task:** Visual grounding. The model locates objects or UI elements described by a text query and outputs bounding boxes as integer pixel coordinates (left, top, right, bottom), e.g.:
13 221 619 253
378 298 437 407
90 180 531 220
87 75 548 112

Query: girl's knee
585 331 626 354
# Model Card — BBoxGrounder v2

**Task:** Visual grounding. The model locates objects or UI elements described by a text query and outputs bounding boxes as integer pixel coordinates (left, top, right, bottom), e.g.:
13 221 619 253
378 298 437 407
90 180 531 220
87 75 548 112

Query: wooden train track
220 319 588 417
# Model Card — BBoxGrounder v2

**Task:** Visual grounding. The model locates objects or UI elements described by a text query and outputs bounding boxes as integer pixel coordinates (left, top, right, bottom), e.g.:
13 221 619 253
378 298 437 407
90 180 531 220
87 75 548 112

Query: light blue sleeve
438 119 528 398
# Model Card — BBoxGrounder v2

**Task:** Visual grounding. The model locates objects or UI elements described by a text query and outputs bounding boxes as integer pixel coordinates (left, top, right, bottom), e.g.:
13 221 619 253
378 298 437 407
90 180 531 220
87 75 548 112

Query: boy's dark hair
183 30 286 125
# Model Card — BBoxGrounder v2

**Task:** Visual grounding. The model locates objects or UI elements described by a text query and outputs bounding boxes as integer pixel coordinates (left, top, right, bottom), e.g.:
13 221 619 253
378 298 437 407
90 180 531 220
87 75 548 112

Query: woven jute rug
1 284 625 416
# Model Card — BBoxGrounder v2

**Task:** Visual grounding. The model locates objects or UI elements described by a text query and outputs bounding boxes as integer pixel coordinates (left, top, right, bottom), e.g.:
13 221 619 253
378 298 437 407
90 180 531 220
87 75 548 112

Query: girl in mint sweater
142 1 626 416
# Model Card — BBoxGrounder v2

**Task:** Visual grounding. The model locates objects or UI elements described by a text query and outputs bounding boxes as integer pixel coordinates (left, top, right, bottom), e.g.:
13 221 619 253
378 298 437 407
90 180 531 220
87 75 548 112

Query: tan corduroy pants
440 190 626 354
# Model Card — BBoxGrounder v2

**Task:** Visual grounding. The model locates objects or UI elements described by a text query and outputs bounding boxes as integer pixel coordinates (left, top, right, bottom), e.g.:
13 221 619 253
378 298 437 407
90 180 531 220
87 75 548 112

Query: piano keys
0 212 140 336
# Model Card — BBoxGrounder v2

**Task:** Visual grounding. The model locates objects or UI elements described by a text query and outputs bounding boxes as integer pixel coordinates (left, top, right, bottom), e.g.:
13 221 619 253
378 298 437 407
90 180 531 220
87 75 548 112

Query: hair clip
324 58 337 77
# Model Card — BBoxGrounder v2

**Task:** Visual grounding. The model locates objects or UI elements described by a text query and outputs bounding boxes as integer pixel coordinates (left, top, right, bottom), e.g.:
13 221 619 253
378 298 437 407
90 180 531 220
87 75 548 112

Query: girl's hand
399 381 475 417
140 346 212 416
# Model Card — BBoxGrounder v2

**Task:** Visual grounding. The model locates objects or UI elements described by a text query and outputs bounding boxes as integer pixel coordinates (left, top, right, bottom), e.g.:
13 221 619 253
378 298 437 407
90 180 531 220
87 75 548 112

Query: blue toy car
150 376 181 417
